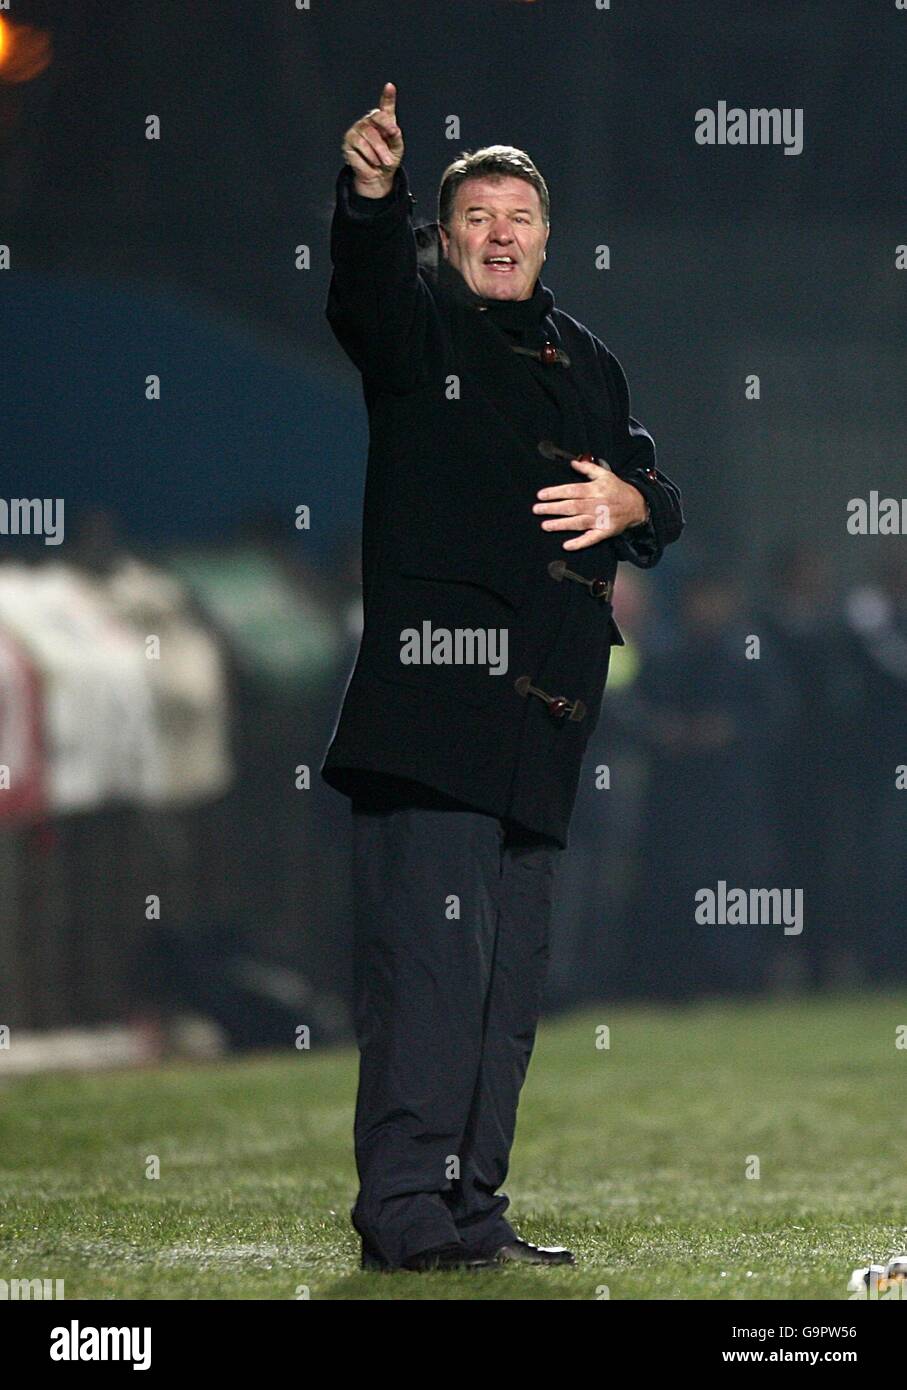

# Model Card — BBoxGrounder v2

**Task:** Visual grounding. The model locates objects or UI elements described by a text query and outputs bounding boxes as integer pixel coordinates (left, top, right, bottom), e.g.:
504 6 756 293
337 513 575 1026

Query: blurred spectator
625 568 794 1001
754 544 855 988
833 556 907 985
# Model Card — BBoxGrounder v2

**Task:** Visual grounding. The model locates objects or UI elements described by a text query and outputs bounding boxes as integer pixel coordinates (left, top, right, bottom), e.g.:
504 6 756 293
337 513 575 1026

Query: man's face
438 175 549 301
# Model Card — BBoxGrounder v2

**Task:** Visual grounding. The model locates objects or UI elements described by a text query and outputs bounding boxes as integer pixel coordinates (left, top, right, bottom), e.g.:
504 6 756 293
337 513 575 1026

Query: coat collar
413 220 584 491
413 218 617 580
415 219 555 333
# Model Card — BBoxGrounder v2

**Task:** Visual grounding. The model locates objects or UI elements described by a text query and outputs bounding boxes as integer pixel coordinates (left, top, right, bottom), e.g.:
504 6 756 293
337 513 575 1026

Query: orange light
0 18 53 84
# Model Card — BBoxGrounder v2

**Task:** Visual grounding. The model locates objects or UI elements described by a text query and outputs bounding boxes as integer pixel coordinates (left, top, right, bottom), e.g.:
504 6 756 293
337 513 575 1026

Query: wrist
625 484 650 529
352 172 396 199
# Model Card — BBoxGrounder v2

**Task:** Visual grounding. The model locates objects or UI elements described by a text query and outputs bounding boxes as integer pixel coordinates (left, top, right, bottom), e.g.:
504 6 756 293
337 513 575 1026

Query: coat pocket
396 540 529 614
368 572 516 709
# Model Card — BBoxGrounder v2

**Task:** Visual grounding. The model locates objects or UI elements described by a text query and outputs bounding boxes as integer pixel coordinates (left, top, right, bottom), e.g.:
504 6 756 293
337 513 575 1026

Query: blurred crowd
549 545 907 1009
1 515 905 1043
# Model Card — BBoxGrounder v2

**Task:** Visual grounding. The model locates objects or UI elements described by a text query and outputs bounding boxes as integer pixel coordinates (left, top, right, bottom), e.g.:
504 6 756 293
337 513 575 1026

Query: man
323 83 683 1272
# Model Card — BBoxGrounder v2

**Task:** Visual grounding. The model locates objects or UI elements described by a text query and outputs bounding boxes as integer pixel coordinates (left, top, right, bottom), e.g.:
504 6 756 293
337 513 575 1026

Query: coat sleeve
598 343 684 568
325 163 435 393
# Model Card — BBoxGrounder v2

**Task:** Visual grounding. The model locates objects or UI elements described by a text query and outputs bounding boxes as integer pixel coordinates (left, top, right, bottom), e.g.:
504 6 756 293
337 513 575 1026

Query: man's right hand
341 82 404 198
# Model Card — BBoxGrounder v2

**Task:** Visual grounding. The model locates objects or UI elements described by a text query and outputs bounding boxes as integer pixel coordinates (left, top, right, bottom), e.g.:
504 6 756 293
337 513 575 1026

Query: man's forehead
453 175 542 214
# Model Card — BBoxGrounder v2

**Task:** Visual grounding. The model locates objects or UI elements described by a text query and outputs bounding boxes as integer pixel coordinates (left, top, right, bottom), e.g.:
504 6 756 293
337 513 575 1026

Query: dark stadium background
1 0 905 1058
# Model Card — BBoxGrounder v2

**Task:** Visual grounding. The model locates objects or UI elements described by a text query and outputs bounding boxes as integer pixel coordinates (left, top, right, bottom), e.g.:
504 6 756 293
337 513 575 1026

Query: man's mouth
483 256 518 274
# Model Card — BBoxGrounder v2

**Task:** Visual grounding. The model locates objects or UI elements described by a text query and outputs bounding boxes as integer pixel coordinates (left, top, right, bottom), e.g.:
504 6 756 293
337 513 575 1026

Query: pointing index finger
367 109 399 137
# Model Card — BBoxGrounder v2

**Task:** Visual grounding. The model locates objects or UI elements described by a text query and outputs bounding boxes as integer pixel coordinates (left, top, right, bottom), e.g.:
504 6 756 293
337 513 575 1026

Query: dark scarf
436 254 554 340
434 250 593 459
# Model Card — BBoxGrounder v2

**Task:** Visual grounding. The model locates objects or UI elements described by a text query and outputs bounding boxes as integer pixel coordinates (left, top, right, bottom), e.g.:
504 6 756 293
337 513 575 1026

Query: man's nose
489 221 514 242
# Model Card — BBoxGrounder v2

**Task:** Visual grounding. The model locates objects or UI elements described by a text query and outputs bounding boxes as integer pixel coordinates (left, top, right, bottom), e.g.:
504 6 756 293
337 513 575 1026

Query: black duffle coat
322 163 684 847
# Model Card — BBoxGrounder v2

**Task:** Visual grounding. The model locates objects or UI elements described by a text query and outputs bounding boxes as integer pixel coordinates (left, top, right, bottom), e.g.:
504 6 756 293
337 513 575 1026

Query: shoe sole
361 1252 500 1273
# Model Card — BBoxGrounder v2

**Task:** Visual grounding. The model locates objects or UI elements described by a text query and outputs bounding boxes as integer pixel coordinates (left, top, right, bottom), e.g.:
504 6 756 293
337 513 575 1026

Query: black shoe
361 1240 498 1272
405 1242 500 1272
492 1238 575 1266
360 1242 391 1272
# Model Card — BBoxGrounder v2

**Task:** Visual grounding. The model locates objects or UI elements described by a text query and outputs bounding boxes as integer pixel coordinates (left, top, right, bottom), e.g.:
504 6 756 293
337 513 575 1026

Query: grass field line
1 994 905 1298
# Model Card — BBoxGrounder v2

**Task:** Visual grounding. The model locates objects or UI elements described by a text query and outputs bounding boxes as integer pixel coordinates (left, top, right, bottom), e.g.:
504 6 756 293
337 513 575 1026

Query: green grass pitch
1 993 905 1300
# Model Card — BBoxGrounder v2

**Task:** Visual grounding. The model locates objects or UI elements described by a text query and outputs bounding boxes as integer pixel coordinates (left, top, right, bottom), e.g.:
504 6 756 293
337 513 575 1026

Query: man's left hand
533 457 649 551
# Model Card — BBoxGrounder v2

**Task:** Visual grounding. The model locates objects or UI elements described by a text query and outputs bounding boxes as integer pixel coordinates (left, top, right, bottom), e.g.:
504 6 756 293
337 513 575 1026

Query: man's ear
438 223 449 259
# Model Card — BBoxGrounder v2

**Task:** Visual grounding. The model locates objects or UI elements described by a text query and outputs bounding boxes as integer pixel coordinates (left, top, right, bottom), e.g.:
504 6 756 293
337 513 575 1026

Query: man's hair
438 145 550 230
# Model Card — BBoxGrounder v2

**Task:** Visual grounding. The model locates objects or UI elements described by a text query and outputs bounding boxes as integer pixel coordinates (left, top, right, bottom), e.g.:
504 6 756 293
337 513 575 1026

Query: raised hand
341 82 404 197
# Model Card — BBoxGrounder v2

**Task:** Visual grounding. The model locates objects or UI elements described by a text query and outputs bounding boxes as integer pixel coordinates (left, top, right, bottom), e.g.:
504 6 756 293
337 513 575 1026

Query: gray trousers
350 782 560 1268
